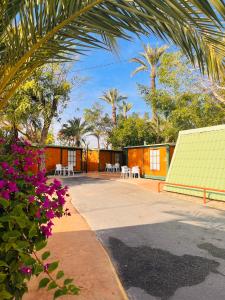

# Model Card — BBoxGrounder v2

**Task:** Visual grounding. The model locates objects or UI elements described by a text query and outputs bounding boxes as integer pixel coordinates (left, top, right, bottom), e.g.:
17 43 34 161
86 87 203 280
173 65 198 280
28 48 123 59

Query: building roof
124 143 176 149
45 144 83 150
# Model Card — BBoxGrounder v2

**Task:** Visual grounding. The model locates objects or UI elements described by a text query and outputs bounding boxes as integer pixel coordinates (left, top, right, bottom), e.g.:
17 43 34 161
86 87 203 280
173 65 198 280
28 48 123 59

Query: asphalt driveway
64 176 225 300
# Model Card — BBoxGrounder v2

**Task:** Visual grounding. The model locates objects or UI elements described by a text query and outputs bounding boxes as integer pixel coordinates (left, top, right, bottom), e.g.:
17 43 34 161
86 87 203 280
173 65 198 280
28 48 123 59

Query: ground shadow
198 243 225 260
63 176 111 187
108 237 220 300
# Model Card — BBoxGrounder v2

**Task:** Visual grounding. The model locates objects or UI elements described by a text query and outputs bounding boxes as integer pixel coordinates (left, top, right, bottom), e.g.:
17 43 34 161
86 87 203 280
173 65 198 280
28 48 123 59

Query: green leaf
29 224 37 238
0 261 8 268
0 289 12 299
48 261 59 273
54 289 66 299
0 273 7 283
64 278 73 285
35 240 47 251
56 270 64 280
0 197 10 208
2 230 21 242
48 281 58 290
42 251 50 260
20 254 36 266
38 277 50 289
33 264 44 275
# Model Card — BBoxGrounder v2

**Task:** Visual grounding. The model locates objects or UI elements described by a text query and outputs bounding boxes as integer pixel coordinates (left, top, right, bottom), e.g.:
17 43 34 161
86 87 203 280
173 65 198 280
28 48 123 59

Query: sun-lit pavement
25 193 127 300
64 175 225 300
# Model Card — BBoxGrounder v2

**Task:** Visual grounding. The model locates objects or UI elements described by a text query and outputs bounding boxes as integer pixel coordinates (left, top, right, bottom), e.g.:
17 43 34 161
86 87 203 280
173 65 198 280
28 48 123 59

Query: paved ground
65 176 225 300
25 192 126 300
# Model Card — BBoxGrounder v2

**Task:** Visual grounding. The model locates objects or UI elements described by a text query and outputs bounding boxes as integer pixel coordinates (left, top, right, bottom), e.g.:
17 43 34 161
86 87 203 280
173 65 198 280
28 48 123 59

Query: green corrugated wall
164 125 225 201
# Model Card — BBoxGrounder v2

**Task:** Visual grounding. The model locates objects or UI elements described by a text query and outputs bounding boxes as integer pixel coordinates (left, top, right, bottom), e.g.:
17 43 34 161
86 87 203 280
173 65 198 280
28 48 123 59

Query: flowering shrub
0 139 79 299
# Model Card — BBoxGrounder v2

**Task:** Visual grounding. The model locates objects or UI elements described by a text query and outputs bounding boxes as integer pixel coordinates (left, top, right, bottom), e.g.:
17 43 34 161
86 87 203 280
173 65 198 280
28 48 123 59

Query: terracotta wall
127 145 175 178
45 147 61 173
127 148 144 175
87 150 99 171
76 150 82 171
99 151 111 171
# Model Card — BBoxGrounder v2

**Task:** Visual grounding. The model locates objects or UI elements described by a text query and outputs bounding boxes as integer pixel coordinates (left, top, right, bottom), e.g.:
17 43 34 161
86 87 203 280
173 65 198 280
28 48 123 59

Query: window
68 150 76 167
150 149 160 170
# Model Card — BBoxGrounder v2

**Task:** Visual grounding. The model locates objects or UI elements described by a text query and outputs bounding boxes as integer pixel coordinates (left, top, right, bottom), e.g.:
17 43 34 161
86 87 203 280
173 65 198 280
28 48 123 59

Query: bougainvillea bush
0 139 79 299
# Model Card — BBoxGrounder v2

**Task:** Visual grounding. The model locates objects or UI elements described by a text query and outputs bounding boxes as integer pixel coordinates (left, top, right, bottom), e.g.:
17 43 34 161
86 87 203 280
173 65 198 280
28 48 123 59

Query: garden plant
0 139 79 299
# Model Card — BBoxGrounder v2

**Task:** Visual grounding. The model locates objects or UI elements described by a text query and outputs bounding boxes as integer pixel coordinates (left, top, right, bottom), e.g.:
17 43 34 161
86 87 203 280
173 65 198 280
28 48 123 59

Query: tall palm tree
0 1 224 110
99 89 127 125
130 44 168 123
119 101 133 118
58 118 91 147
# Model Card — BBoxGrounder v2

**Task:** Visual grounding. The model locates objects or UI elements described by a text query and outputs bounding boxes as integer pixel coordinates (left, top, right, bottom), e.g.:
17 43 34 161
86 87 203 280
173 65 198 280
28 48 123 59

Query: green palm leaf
0 0 224 109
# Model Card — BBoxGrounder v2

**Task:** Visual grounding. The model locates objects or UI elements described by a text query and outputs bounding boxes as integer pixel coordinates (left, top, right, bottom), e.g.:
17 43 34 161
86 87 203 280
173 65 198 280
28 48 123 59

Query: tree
119 101 133 118
130 44 168 125
99 89 127 125
83 103 113 149
109 115 157 148
0 1 224 109
162 93 225 142
1 64 74 145
58 118 92 147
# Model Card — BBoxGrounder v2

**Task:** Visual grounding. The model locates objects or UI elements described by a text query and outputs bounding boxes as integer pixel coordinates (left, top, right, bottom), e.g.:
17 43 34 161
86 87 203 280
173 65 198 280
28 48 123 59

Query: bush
0 139 79 299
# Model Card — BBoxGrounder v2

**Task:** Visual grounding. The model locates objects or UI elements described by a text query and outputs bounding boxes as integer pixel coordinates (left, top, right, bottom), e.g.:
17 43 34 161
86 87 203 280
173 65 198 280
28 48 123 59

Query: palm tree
99 89 127 125
58 118 91 147
119 101 133 118
0 1 224 110
130 44 168 123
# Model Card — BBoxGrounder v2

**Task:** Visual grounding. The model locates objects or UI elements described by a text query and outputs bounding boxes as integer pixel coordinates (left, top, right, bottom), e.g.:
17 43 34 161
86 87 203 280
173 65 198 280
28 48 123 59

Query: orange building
125 143 175 180
85 149 123 172
44 145 83 174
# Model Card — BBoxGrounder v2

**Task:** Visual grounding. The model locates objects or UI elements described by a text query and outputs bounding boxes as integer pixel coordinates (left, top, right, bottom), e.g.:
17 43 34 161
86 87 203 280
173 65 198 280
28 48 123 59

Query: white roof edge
179 124 225 135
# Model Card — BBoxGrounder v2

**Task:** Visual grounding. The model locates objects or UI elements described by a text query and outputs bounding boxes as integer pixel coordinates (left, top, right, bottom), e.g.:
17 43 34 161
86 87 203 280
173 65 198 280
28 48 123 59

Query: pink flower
1 190 10 200
0 180 5 189
28 195 35 203
20 266 32 275
46 210 55 219
7 181 18 193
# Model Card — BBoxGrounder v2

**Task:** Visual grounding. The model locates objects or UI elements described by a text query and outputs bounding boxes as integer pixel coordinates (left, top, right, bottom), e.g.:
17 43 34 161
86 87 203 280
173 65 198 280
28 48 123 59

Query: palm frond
0 0 225 109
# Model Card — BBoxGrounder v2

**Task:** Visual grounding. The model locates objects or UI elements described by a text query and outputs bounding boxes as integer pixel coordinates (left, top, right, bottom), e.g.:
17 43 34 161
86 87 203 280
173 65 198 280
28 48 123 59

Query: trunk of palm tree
150 66 160 143
123 107 127 119
112 105 117 126
96 136 100 149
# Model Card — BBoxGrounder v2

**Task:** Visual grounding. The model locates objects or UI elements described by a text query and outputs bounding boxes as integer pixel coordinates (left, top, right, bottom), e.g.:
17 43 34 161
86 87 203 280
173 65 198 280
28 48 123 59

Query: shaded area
108 237 220 300
198 243 225 260
63 176 110 186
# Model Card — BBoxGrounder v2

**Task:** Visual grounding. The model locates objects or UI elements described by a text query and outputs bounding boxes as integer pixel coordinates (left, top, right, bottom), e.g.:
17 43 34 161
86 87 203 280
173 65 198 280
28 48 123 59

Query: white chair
67 164 75 176
114 163 120 172
105 163 113 172
132 166 140 178
121 166 129 178
54 164 62 176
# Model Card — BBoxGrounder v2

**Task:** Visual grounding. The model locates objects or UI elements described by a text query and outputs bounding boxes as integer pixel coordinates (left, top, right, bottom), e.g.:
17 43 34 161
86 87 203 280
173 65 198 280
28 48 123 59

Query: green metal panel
144 175 166 180
165 125 225 201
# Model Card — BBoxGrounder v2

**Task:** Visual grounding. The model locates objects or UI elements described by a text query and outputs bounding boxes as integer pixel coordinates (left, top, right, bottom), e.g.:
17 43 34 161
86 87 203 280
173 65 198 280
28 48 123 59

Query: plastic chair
132 166 140 178
67 164 75 176
54 164 62 176
114 163 120 172
105 163 113 172
121 166 129 178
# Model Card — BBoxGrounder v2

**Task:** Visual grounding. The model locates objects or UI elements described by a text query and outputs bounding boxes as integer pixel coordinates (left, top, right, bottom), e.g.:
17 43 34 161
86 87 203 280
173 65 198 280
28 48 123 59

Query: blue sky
54 34 176 146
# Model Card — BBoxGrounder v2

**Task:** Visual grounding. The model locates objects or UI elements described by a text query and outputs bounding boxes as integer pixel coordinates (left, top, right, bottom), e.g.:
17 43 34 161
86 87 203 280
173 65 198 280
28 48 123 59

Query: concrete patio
65 175 225 300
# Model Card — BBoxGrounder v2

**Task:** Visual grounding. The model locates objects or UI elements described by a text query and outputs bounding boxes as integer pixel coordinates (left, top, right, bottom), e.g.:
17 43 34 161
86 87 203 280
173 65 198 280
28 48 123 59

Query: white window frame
150 149 160 171
68 150 76 167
